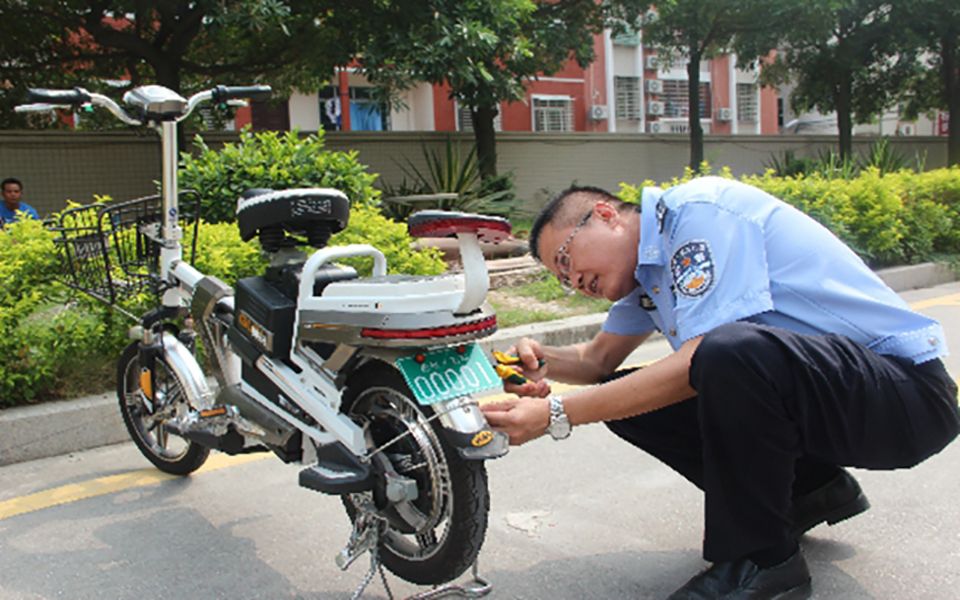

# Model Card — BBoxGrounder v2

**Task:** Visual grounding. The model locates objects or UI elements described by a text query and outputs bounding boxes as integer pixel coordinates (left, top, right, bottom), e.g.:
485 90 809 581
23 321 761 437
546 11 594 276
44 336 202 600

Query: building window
737 83 758 123
615 77 641 120
661 80 712 119
318 86 390 131
456 103 502 132
533 96 574 132
612 27 640 46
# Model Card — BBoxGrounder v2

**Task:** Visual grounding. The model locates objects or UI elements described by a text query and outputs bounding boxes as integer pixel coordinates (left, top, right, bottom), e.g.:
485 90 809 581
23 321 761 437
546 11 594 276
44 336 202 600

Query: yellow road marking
0 452 266 521
909 293 960 311
2 290 957 521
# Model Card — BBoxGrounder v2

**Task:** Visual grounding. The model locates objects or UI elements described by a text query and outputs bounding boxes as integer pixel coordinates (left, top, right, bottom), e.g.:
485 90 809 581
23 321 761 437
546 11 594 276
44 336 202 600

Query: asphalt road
1 282 958 599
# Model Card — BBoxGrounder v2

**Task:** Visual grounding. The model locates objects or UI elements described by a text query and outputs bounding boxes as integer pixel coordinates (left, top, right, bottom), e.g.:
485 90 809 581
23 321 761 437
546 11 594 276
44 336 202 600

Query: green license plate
396 344 500 405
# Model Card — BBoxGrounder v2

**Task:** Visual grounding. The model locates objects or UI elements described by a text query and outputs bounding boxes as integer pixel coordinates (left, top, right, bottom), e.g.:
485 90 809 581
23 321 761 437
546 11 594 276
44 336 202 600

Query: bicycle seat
237 188 350 251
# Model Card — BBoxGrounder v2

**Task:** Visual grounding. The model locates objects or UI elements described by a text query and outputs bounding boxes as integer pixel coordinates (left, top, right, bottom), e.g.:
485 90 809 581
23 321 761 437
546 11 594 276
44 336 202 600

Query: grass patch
489 271 612 328
490 306 565 328
47 353 116 400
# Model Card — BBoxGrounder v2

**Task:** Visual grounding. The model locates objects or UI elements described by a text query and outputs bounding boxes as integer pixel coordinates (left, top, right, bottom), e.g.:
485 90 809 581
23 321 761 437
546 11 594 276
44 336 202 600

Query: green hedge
618 165 960 267
180 129 381 223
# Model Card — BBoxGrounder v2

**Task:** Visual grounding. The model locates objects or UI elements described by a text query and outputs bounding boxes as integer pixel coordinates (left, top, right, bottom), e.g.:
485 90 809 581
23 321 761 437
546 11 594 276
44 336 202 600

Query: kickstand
351 556 492 600
404 561 492 600
350 545 395 600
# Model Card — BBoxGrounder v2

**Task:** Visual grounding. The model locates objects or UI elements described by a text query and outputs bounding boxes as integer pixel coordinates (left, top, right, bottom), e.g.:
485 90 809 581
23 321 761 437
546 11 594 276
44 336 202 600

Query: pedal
298 463 374 495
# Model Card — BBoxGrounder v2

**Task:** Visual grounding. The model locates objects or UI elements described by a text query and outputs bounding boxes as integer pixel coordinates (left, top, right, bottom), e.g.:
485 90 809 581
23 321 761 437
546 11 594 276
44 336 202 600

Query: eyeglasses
553 210 592 289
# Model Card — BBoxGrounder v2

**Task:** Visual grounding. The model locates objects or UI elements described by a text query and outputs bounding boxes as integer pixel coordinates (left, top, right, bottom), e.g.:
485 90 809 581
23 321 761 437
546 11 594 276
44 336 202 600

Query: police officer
481 178 960 599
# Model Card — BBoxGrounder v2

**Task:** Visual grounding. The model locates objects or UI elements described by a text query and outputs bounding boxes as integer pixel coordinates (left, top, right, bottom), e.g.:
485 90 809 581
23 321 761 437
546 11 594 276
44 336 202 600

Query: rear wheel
341 363 489 585
117 341 210 475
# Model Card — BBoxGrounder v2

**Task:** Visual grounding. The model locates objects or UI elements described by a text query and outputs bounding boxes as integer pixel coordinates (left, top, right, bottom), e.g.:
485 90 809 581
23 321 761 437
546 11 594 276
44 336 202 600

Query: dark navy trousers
604 322 960 562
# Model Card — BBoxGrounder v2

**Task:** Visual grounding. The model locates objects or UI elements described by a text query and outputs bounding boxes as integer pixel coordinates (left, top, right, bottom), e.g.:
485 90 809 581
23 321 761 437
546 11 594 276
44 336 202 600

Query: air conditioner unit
589 104 609 120
647 101 665 116
717 107 733 122
648 121 663 134
899 123 915 136
645 79 664 94
644 55 659 70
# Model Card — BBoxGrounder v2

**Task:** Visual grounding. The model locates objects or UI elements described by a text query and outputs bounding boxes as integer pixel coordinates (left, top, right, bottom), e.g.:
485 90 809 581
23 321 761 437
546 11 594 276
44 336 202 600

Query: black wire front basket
49 191 202 311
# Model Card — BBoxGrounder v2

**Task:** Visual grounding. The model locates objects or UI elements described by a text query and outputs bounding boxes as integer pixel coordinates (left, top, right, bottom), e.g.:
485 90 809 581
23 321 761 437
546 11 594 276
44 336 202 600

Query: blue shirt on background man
0 201 40 226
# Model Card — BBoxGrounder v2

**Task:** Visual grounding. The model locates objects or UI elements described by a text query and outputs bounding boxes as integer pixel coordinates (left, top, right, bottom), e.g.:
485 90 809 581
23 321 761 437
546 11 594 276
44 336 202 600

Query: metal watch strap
547 395 571 440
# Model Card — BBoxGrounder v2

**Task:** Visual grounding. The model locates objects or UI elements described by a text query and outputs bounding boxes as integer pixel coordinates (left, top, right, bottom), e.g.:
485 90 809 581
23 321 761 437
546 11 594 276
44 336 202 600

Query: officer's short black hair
529 185 629 262
1 177 23 190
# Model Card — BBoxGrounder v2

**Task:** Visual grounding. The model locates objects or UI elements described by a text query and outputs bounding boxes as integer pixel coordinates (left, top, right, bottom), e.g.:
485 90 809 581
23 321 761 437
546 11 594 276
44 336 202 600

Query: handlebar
212 85 272 103
14 83 272 126
27 87 92 106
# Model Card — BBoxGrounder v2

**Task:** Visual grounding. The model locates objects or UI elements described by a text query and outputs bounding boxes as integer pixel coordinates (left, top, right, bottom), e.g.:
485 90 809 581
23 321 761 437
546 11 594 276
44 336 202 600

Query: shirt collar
638 187 665 266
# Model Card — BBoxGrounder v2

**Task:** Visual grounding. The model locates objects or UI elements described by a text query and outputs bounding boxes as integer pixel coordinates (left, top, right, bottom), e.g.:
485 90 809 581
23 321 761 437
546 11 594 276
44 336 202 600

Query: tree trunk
686 54 704 170
943 33 959 167
835 72 854 161
471 105 499 180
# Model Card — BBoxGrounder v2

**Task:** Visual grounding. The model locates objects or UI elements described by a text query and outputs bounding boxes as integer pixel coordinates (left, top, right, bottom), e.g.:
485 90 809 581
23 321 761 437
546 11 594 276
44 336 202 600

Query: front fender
160 332 217 411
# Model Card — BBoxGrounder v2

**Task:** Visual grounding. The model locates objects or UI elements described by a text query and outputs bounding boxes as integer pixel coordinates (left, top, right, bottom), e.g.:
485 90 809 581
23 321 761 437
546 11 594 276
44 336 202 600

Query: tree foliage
894 1 960 166
757 1 914 160
0 0 361 127
622 0 788 169
355 0 607 179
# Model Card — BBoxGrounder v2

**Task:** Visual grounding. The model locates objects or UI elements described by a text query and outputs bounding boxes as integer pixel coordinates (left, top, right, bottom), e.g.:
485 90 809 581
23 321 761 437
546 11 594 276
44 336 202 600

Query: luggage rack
49 191 202 316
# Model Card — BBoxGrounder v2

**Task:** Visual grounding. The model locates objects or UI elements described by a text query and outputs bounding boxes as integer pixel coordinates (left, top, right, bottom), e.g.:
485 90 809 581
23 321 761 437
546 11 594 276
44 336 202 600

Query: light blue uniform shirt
603 177 947 364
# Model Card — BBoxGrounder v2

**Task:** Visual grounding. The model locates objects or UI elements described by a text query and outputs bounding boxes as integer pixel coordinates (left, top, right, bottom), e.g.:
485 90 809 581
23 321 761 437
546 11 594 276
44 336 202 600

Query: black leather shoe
792 469 870 537
666 550 811 600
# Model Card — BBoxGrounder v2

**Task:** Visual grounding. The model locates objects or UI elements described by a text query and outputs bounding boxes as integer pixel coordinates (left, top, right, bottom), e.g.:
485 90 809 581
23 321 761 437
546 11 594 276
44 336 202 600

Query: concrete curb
1 262 955 467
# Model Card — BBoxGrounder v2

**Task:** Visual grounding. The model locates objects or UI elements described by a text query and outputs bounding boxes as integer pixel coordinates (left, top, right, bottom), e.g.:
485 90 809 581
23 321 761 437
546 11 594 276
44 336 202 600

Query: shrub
0 220 118 406
179 128 381 223
379 137 517 220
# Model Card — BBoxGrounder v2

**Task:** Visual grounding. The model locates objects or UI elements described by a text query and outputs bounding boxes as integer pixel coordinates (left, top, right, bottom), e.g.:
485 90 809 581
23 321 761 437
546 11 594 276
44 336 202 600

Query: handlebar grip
26 87 91 106
211 85 272 103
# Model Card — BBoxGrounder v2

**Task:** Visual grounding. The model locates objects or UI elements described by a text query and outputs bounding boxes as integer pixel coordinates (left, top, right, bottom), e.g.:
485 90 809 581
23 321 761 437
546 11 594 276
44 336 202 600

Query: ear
593 201 620 224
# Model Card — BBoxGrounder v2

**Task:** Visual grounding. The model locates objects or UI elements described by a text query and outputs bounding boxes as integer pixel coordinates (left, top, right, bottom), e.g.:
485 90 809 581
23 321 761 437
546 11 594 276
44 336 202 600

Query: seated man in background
1 178 40 226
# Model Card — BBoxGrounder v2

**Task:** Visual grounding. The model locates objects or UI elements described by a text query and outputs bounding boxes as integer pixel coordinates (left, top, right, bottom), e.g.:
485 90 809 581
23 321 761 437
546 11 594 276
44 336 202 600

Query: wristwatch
547 395 572 440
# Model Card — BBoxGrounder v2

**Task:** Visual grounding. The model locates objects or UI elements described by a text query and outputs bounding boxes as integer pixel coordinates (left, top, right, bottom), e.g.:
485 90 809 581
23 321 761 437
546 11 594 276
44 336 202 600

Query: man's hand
480 396 550 446
500 339 551 397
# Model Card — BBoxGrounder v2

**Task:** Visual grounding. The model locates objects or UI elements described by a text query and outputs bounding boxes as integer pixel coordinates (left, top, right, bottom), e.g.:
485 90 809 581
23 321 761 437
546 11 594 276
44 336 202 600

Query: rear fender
354 348 508 461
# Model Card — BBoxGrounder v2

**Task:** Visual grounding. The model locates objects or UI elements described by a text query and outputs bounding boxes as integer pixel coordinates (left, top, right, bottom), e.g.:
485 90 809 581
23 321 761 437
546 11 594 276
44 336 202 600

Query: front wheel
341 363 489 585
117 341 210 475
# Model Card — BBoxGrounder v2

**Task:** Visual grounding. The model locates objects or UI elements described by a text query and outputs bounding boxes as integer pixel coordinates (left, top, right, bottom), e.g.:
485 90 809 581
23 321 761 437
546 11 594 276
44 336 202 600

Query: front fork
131 306 206 415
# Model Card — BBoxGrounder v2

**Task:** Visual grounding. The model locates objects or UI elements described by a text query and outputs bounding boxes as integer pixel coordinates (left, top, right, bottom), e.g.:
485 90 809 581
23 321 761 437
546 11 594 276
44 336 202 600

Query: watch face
550 419 572 439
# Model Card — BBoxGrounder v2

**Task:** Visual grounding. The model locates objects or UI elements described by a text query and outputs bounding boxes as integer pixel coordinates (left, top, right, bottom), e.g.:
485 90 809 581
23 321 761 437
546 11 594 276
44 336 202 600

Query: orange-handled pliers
492 351 545 385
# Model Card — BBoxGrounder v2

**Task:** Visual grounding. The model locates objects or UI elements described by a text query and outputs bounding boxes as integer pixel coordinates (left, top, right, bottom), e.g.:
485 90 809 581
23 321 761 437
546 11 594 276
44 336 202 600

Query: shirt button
929 337 938 346
669 328 677 337
653 286 661 294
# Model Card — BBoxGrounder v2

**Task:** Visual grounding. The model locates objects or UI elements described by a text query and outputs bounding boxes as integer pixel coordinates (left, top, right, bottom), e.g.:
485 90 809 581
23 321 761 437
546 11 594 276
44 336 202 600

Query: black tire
341 362 489 585
117 341 210 475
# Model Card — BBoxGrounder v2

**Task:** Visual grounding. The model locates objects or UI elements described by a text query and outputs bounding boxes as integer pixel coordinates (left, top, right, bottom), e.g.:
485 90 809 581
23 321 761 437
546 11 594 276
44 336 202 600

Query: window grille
737 83 758 123
456 103 502 132
615 77 641 120
533 97 574 132
661 80 712 119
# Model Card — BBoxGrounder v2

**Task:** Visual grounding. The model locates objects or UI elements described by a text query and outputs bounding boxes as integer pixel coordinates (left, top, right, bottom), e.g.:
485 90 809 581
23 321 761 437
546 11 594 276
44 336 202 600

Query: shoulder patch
655 198 667 233
670 240 714 297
